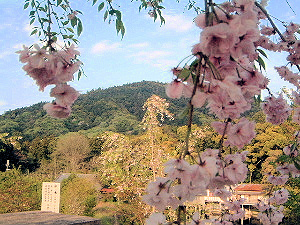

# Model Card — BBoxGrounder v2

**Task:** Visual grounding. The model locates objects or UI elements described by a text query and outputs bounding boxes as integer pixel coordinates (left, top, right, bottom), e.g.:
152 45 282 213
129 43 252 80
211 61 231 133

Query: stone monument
41 182 61 213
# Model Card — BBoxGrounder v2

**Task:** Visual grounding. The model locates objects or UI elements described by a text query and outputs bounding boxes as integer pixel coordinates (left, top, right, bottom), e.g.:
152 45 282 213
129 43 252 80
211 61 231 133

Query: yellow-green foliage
0 169 42 214
60 175 97 216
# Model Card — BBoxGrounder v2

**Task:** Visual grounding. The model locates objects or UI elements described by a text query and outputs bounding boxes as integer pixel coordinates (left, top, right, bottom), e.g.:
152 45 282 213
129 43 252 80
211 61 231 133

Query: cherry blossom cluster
256 129 300 224
255 180 289 225
261 94 291 125
143 150 249 224
146 0 300 224
17 44 81 118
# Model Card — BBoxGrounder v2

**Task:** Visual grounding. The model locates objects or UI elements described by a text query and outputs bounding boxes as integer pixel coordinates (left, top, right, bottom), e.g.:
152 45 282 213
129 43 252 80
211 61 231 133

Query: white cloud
130 50 176 70
0 100 6 107
128 42 149 49
91 41 122 54
132 50 171 59
0 51 11 59
23 23 34 34
13 43 24 49
162 14 194 33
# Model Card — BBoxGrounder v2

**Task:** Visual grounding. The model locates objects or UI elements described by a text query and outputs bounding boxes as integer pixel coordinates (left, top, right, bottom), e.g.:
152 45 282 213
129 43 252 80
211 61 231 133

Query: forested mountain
0 81 217 141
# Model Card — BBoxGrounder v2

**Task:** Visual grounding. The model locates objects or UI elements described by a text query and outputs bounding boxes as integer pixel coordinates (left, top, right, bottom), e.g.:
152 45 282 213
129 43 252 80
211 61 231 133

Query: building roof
100 188 114 193
235 184 264 192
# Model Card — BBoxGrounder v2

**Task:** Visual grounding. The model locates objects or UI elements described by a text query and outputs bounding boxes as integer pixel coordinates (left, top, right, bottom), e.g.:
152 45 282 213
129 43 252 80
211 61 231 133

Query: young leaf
77 19 83 36
67 27 74 33
24 2 29 9
179 68 191 81
178 107 190 120
30 29 38 35
92 0 98 6
257 55 266 70
57 0 63 6
294 161 300 170
78 70 82 80
71 17 77 27
98 2 105 11
257 48 268 59
115 10 122 20
104 10 108 21
30 18 35 25
62 20 69 25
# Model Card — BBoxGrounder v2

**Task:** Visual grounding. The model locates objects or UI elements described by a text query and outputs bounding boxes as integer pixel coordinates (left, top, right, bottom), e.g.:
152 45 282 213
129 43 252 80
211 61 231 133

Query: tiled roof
100 188 114 193
235 184 264 192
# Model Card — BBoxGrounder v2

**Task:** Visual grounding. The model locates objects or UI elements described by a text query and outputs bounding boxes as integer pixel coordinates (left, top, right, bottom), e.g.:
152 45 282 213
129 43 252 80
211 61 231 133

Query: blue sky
0 0 299 114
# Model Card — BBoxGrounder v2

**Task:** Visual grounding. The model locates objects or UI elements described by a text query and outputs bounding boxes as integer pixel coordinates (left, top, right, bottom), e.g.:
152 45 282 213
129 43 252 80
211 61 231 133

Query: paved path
0 211 101 225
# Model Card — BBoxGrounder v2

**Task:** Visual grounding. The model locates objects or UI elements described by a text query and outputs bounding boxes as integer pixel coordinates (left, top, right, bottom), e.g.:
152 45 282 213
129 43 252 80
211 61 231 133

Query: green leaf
98 2 105 11
178 68 191 81
256 55 266 70
116 19 125 37
72 38 79 44
71 17 77 27
67 27 74 33
178 107 190 120
116 19 121 32
24 2 29 9
257 49 268 59
78 70 82 80
153 10 157 21
294 161 300 170
41 18 50 23
30 29 38 35
62 20 69 25
30 18 35 25
52 36 58 42
104 10 108 21
120 24 125 37
115 10 122 20
92 0 97 6
77 19 83 36
57 0 63 6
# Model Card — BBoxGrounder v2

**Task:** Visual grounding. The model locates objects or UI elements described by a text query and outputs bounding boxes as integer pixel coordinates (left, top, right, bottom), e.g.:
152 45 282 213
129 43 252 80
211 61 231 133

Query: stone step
0 211 101 225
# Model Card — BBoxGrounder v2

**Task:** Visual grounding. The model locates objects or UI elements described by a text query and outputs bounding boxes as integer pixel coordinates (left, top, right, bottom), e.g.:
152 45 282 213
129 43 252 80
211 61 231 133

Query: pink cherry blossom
283 145 298 157
145 213 166 225
260 26 276 36
224 162 248 183
275 66 300 88
277 164 300 178
142 177 172 211
214 188 232 201
267 174 289 185
50 83 80 107
199 23 238 58
261 94 291 125
255 200 270 212
43 102 71 118
164 159 192 183
166 80 184 99
224 118 256 149
269 188 289 205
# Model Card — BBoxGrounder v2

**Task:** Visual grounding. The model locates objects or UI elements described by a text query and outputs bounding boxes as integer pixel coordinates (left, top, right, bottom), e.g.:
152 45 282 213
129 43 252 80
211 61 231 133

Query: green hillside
0 81 215 141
